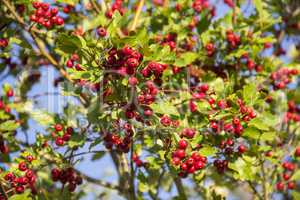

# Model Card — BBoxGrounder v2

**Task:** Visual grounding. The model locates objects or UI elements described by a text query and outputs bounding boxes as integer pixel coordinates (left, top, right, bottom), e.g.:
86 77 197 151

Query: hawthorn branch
77 170 120 191
0 182 8 199
130 0 145 31
3 0 90 107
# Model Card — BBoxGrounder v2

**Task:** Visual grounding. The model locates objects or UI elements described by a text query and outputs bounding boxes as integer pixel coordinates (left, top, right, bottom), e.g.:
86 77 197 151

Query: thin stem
129 0 145 31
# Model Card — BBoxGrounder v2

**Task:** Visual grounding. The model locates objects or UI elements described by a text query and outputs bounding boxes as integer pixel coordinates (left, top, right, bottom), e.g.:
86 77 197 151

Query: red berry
178 139 188 149
97 27 107 37
126 58 139 68
276 182 284 191
15 185 25 194
54 124 63 131
66 59 74 68
55 137 64 146
294 147 300 157
282 173 290 181
18 162 27 171
172 157 181 166
287 181 296 190
128 77 138 86
55 17 64 25
238 144 247 153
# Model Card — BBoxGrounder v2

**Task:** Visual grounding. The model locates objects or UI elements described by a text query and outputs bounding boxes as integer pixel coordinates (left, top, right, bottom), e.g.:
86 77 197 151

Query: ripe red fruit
62 133 71 141
55 137 64 146
66 127 73 135
97 27 107 37
282 173 290 181
18 162 27 171
172 157 181 166
194 161 204 170
32 2 41 9
143 108 153 117
287 181 296 190
276 181 284 191
6 88 14 97
55 17 64 25
178 139 188 149
68 183 77 192
238 144 247 153
128 77 138 86
294 147 300 157
54 124 63 131
175 149 186 159
126 58 139 68
180 163 188 171
51 168 61 180
15 185 25 194
66 59 74 68
26 170 34 178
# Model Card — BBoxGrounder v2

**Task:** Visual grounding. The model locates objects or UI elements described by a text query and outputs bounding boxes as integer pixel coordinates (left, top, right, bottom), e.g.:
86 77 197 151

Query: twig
3 0 90 107
129 0 145 31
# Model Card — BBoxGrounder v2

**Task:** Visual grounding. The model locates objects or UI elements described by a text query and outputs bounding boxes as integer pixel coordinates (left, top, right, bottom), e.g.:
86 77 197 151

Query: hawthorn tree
0 0 300 199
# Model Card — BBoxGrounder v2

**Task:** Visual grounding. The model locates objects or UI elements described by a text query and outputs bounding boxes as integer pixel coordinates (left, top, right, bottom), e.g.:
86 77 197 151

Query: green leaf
292 191 300 200
260 131 276 141
291 170 300 181
91 151 106 161
57 33 85 53
243 127 260 139
0 120 19 131
30 110 54 126
56 0 79 6
199 146 217 156
228 157 258 181
150 101 179 116
242 83 258 105
248 117 269 131
174 52 198 67
83 14 107 31
211 78 224 96
9 191 31 200
190 134 203 149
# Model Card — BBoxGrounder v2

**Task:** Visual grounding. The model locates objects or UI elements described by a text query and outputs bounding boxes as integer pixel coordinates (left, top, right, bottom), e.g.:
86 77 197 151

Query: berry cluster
62 4 74 14
160 115 180 127
172 147 207 177
284 100 300 123
213 159 229 174
3 156 37 196
270 67 298 90
105 46 143 76
66 53 83 70
226 30 241 49
103 122 134 153
160 33 177 50
0 94 14 114
276 161 297 191
30 1 64 29
189 83 210 112
205 42 215 57
51 167 83 192
51 124 74 146
192 0 209 13
219 138 247 155
137 81 158 106
141 62 168 79
132 154 145 167
105 0 125 19
210 99 256 137
0 38 8 48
